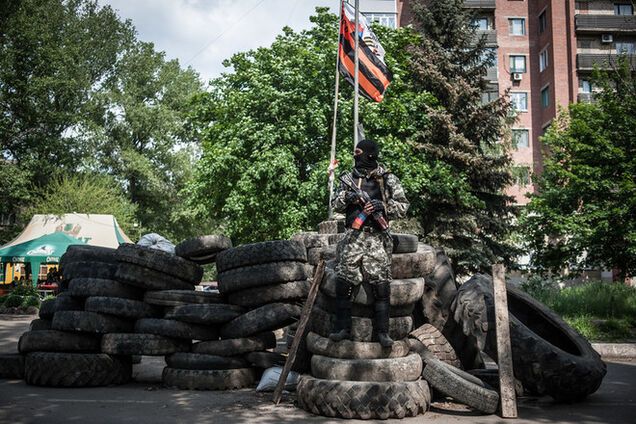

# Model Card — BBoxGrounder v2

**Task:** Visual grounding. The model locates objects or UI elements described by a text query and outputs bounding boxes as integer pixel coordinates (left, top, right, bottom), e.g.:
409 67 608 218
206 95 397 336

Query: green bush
0 296 7 305
11 285 38 297
564 315 633 342
42 295 56 302
3 294 23 308
21 295 40 308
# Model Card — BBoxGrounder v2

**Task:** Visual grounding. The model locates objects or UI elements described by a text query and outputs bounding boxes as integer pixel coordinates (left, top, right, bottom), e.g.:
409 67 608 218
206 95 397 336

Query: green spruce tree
408 0 518 274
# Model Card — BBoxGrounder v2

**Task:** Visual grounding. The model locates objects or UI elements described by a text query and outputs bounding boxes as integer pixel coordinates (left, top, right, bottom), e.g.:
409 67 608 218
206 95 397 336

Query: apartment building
392 0 636 204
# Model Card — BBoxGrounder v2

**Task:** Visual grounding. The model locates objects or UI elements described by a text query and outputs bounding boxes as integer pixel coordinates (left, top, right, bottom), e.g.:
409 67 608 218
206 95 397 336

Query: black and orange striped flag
339 2 392 102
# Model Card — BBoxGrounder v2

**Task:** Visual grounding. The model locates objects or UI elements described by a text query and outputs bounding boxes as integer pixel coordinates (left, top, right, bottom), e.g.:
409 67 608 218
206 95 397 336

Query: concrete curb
592 343 636 359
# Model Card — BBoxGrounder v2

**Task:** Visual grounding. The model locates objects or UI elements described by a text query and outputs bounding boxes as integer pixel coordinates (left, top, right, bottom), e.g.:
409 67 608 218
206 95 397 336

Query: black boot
373 280 394 347
329 278 353 342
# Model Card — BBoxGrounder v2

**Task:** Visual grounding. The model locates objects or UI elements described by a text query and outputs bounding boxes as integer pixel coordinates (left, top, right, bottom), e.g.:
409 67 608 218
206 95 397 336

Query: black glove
345 191 359 205
370 199 385 213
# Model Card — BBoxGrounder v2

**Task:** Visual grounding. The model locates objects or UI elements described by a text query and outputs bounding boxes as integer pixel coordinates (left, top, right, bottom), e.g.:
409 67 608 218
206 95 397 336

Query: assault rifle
339 174 389 231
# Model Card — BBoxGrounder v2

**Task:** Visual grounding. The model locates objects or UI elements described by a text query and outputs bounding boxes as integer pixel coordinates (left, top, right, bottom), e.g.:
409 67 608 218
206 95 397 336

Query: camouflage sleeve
331 172 351 213
385 173 409 220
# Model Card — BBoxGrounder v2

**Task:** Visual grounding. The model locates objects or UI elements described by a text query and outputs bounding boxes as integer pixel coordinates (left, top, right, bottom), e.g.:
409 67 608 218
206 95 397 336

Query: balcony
577 53 636 70
577 93 596 103
485 66 498 81
575 14 636 33
477 29 498 45
464 0 496 9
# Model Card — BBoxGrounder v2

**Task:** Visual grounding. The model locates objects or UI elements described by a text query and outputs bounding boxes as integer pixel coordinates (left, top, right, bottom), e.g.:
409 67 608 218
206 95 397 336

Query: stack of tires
20 245 142 387
97 243 206 386
297 236 434 419
291 232 331 268
215 240 310 374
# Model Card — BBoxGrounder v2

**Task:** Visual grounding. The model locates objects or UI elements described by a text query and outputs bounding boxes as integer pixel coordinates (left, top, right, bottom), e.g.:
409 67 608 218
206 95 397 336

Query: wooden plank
492 263 518 418
273 260 326 405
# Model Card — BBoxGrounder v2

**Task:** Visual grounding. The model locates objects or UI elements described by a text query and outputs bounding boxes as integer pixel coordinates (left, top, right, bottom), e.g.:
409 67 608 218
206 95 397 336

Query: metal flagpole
327 0 344 219
353 0 360 154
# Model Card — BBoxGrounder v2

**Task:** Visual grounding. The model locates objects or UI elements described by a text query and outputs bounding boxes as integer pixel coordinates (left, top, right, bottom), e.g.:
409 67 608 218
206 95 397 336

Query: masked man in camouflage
329 139 409 347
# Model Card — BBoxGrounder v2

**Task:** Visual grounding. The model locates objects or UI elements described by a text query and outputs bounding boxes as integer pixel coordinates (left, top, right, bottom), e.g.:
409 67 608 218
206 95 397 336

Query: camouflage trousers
335 229 393 286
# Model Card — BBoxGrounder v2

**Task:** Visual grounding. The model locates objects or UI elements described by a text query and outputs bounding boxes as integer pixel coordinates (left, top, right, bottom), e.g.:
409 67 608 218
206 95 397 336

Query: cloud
99 0 339 83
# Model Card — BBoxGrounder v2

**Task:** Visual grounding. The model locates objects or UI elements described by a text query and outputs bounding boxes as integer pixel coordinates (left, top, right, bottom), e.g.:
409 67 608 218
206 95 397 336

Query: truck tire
297 375 430 419
162 367 255 390
102 333 190 356
164 303 244 325
310 306 412 342
410 324 461 368
115 263 195 291
165 352 248 370
85 296 159 320
216 240 306 273
220 303 302 339
192 333 276 356
52 310 133 334
116 243 203 284
135 318 218 341
311 353 422 382
175 235 232 264
69 278 143 300
18 330 100 353
144 289 221 306
24 352 131 387
306 331 410 359
217 262 311 294
225 280 310 308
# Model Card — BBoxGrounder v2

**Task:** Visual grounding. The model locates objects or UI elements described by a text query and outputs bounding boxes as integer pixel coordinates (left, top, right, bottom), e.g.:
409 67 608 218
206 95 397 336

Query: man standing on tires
329 139 409 347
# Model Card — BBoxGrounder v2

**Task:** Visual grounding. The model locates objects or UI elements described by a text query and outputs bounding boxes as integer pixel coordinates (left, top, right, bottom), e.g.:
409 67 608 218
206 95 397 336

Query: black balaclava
354 139 379 172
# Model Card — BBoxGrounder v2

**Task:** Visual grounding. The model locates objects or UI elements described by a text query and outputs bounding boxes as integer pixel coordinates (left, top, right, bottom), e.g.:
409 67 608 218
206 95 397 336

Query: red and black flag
339 2 392 102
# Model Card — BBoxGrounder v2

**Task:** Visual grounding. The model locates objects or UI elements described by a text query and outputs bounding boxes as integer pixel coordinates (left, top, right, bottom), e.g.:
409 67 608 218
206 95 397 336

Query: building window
615 41 636 54
614 4 634 16
575 1 589 12
539 11 547 33
541 86 550 108
512 129 530 149
539 49 549 72
474 17 491 30
510 92 528 112
512 166 531 186
510 55 527 73
580 79 592 93
481 90 499 104
366 13 396 29
509 18 526 35
578 38 593 49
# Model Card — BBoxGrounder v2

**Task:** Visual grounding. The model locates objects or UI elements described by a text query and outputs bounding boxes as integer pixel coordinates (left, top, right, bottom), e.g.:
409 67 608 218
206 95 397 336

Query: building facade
392 0 636 204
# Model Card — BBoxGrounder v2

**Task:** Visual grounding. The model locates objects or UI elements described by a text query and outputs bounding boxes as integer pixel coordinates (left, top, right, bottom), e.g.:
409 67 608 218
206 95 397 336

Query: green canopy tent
0 232 86 285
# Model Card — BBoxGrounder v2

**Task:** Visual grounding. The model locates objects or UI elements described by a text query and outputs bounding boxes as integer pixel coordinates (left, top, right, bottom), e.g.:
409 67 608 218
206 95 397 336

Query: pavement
1 315 635 424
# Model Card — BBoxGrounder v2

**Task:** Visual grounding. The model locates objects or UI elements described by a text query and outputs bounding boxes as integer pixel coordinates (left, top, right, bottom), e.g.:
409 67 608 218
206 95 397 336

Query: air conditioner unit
601 34 613 43
512 72 523 81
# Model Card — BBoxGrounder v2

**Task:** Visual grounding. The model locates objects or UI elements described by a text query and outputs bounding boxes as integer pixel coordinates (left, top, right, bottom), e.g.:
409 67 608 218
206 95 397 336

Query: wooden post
492 263 518 418
273 260 326 405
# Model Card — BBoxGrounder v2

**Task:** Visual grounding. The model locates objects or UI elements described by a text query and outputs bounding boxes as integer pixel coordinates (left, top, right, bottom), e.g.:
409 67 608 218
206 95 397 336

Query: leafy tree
407 0 518 273
522 59 636 278
188 9 435 244
24 173 138 235
86 41 205 240
0 0 134 183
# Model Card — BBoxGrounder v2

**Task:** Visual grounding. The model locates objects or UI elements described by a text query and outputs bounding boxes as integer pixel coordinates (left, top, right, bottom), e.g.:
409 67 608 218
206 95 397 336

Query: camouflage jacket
332 165 410 222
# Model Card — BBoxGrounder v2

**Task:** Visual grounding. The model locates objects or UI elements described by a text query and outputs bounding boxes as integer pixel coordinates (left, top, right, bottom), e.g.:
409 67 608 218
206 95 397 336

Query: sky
98 0 341 83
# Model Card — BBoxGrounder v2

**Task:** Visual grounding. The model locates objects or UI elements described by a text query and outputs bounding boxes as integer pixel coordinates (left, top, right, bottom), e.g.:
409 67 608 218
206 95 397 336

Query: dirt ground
1 314 635 424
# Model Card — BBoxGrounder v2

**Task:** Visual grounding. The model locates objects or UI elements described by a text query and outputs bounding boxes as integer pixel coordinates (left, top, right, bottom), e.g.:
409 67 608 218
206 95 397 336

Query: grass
521 279 636 341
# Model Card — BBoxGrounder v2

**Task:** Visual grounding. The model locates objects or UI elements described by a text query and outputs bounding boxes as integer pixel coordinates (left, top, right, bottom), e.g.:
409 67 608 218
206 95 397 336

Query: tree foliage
0 0 205 243
24 173 138 235
407 0 518 273
188 9 435 244
190 3 516 275
522 59 636 278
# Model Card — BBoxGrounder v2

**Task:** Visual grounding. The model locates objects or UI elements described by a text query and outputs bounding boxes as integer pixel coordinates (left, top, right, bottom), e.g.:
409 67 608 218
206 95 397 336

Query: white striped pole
327 0 344 219
353 0 360 154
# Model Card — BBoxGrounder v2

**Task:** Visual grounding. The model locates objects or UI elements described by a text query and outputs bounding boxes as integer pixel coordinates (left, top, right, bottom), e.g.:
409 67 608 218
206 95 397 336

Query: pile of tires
19 245 144 387
213 240 310 376
451 274 607 402
297 332 430 419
